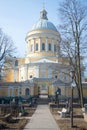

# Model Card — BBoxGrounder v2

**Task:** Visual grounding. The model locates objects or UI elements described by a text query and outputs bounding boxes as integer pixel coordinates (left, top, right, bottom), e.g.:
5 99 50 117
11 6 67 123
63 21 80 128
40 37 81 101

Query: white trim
33 58 56 63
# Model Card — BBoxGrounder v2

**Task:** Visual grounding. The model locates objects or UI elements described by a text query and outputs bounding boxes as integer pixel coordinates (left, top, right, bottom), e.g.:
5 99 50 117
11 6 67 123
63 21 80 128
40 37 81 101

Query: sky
0 0 86 56
0 0 63 57
0 0 87 75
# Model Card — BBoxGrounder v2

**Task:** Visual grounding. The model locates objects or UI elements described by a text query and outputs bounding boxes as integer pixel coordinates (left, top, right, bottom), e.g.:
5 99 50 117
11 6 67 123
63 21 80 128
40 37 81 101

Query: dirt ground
50 107 87 130
0 107 36 129
0 118 27 130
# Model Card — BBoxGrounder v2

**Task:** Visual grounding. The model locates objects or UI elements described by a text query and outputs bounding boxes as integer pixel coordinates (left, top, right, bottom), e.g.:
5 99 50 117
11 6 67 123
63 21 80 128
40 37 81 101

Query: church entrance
39 84 48 98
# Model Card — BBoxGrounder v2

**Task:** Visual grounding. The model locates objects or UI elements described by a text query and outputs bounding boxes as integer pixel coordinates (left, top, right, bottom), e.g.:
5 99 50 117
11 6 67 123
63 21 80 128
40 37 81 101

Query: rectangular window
48 43 51 51
54 44 56 52
42 43 45 50
36 43 38 51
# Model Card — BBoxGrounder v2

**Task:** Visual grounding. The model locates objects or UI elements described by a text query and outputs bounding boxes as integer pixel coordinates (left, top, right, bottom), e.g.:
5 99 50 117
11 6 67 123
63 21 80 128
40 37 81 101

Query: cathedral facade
1 8 86 99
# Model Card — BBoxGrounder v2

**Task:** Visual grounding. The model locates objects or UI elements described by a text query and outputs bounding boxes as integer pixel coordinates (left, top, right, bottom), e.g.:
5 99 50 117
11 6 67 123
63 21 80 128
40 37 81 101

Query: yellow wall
18 58 25 65
5 69 14 82
0 88 8 96
34 84 38 96
83 87 87 97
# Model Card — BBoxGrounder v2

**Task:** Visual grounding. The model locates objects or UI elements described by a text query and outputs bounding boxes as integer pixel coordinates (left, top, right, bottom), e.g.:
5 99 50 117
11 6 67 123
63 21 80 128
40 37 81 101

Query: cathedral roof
31 9 58 32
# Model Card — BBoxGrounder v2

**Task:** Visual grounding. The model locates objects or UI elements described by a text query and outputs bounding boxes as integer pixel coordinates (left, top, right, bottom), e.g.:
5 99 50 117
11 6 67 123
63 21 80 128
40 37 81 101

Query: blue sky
0 0 63 57
0 0 87 74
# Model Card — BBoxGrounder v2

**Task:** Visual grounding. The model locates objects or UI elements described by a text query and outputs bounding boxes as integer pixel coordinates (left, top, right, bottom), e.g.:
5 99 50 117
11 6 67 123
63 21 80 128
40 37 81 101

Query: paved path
24 105 60 130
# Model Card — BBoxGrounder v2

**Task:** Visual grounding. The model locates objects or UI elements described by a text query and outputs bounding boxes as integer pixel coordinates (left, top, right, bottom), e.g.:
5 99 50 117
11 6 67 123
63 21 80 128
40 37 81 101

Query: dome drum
25 36 59 57
25 8 60 63
26 29 60 42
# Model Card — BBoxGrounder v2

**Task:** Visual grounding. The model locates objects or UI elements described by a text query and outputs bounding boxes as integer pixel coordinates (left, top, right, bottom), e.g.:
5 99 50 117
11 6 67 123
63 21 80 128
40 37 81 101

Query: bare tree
0 28 16 81
58 0 87 107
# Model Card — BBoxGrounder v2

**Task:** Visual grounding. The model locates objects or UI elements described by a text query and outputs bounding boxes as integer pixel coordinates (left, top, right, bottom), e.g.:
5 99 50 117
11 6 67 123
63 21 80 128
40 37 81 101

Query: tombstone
12 98 15 103
84 104 87 114
83 104 87 122
65 100 71 114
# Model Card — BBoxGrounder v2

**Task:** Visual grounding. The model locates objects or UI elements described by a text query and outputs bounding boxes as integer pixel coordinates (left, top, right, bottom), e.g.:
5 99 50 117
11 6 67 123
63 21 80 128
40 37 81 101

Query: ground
50 107 87 130
0 102 87 130
0 106 36 129
0 118 27 129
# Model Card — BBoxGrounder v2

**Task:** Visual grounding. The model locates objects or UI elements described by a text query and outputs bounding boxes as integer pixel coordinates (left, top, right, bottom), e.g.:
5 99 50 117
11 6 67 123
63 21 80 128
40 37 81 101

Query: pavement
23 105 60 130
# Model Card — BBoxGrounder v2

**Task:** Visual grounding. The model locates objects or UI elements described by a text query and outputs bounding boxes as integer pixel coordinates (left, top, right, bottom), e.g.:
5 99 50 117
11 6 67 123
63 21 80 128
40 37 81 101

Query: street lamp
70 70 76 128
55 88 61 107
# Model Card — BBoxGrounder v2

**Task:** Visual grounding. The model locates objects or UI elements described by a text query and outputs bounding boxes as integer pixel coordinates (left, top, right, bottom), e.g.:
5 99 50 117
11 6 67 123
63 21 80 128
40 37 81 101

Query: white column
46 37 48 51
57 39 60 54
28 40 30 53
25 65 28 80
14 68 17 82
33 38 35 52
35 66 39 78
52 39 54 52
26 42 28 55
39 37 42 51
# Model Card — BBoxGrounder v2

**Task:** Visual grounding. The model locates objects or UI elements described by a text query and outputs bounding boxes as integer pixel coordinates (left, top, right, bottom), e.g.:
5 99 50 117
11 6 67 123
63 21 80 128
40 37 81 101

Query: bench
58 108 69 117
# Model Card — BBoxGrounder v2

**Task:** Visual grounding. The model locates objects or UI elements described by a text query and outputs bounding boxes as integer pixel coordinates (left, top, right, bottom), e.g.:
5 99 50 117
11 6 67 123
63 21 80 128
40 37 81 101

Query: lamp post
70 70 76 128
55 88 61 107
56 91 59 107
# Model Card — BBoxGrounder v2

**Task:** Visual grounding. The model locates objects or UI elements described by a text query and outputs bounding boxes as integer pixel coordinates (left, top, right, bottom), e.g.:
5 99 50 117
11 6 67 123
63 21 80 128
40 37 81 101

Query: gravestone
84 104 87 114
84 104 87 122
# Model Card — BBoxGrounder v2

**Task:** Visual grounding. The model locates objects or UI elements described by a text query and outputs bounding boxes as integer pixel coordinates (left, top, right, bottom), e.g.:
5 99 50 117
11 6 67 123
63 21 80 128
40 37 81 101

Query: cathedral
0 8 87 100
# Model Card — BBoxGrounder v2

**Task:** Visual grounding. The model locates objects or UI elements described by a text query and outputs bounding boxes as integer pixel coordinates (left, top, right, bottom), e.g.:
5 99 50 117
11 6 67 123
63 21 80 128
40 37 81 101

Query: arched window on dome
48 43 51 51
36 43 38 51
15 60 18 66
42 43 45 51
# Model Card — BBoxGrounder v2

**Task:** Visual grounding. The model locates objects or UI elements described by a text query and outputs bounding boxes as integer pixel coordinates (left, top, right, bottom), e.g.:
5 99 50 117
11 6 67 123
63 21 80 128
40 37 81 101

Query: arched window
42 43 45 50
36 43 38 51
48 43 51 51
15 60 18 66
30 75 32 78
55 75 58 79
25 88 30 96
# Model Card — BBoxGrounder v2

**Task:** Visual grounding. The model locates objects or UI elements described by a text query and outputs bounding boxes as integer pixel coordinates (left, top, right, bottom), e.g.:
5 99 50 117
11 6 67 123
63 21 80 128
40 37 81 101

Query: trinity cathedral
0 8 87 99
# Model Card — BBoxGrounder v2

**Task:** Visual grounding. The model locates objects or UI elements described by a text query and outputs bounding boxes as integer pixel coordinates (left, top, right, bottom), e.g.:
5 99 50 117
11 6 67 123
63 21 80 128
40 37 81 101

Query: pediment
33 58 56 63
